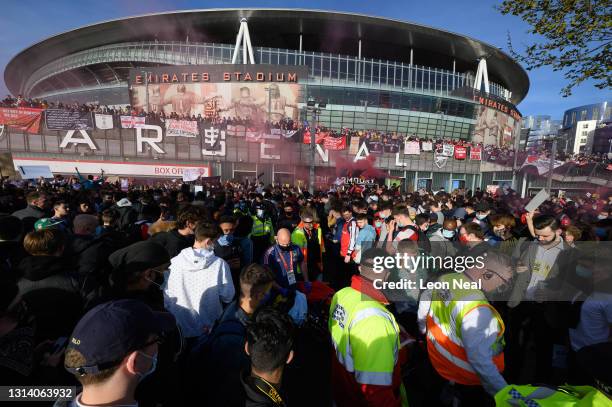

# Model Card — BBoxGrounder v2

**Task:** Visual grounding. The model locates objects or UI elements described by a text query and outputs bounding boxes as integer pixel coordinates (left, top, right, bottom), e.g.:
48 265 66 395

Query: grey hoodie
163 247 235 338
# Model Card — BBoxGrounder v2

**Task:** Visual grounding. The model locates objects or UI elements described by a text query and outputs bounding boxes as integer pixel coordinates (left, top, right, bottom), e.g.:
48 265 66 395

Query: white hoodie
163 247 235 338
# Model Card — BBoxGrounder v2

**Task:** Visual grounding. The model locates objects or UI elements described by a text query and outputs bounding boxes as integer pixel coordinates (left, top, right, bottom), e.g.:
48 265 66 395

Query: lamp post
306 97 326 194
545 136 559 195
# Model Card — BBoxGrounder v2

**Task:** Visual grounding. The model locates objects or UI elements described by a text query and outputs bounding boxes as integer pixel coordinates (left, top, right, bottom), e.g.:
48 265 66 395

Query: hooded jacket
163 247 235 338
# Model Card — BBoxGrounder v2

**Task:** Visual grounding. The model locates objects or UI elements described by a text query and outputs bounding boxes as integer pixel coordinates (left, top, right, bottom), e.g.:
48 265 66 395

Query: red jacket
340 217 358 257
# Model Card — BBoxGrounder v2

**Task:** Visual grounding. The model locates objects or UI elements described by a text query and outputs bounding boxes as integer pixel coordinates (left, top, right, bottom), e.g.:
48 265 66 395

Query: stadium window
580 109 587 120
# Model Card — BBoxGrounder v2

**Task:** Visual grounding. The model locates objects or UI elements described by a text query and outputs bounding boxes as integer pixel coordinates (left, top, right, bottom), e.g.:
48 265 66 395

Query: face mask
137 351 158 382
375 220 382 228
144 275 163 290
396 221 404 228
575 265 592 278
218 234 234 246
597 215 608 220
278 244 291 252
442 229 455 239
476 213 487 221
459 234 469 244
380 213 389 220
153 195 161 202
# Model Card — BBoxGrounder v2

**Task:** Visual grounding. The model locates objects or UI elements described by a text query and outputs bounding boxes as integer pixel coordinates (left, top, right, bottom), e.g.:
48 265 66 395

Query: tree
498 0 611 96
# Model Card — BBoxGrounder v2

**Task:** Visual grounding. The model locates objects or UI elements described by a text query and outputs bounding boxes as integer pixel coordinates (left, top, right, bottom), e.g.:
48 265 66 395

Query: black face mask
278 244 292 251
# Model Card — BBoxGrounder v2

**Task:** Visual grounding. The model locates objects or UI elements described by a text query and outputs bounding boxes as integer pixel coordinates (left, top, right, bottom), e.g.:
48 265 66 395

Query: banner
95 114 114 130
442 144 454 157
226 124 246 137
421 141 433 152
128 65 305 122
45 109 93 130
183 168 208 181
454 146 467 160
246 128 262 142
120 116 145 129
323 136 346 150
520 157 564 175
470 146 482 160
303 130 327 144
404 141 421 155
165 119 198 138
0 107 43 134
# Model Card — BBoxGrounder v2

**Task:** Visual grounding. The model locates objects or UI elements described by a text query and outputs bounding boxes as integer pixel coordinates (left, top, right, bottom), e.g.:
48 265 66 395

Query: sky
0 0 609 119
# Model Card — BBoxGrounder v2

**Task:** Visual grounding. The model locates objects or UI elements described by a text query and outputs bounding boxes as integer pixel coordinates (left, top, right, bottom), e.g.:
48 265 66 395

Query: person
563 225 582 248
234 214 254 267
50 200 71 232
68 214 113 287
163 222 235 340
0 215 25 278
214 215 244 290
428 218 458 260
199 264 275 407
488 213 519 256
387 205 418 242
353 213 376 264
277 202 300 232
506 214 578 384
413 213 432 252
329 247 408 407
99 241 171 311
241 307 295 407
0 275 37 385
458 222 489 256
263 228 305 290
12 191 47 232
374 201 393 241
59 299 175 407
291 208 325 282
251 202 275 262
472 201 491 234
150 205 201 258
418 251 513 405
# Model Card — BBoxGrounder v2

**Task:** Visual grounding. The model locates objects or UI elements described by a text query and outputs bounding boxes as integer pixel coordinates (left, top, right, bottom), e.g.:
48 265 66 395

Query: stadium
2 8 535 191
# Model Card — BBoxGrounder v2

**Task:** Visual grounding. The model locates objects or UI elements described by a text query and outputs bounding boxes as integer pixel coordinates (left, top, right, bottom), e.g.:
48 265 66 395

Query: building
560 101 611 154
2 8 535 191
521 115 562 149
592 121 612 156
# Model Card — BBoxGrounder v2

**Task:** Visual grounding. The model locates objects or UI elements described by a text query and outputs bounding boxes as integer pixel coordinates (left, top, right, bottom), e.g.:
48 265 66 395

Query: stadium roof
5 8 529 103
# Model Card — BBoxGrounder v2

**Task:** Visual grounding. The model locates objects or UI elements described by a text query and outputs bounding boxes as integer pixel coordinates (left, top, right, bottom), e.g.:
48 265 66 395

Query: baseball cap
108 241 170 273
65 299 175 375
34 218 63 230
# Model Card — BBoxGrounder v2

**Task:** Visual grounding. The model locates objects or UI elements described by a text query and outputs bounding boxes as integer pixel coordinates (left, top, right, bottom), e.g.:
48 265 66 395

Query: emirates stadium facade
3 8 534 191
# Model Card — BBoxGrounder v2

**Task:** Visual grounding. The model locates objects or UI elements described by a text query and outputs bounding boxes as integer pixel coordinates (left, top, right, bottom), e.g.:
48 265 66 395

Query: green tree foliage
498 0 611 96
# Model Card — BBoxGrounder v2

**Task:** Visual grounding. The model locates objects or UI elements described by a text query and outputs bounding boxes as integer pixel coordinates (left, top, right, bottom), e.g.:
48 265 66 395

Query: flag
404 141 421 155
323 136 347 150
94 114 113 130
442 144 454 157
454 146 467 160
421 141 433 152
469 147 482 160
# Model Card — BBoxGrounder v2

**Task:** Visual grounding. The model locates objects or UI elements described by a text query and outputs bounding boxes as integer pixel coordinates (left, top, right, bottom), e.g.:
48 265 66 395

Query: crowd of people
0 172 611 406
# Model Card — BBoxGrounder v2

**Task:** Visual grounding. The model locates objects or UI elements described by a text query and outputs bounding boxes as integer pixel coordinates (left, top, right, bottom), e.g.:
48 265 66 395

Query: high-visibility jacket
250 216 274 243
426 273 505 386
291 223 325 266
329 276 408 407
495 384 610 407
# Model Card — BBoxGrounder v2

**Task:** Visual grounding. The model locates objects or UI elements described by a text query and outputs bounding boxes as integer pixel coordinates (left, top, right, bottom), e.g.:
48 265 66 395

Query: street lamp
306 97 326 194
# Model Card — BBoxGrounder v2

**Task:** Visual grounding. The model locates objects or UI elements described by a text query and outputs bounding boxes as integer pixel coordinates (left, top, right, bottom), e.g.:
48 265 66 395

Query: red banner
469 147 482 160
303 130 327 144
323 136 347 150
0 107 43 134
454 146 467 160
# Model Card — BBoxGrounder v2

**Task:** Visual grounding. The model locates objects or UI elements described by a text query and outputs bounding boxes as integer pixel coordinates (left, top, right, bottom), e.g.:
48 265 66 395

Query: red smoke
334 154 388 179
